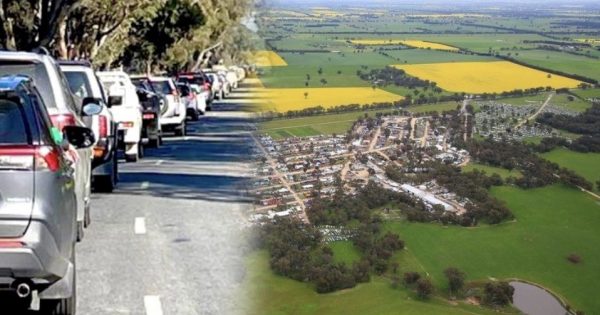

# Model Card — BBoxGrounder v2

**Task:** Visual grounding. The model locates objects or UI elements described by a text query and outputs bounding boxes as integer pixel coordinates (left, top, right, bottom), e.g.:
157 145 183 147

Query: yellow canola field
393 61 582 94
575 38 600 46
351 39 459 51
262 87 404 112
253 51 288 67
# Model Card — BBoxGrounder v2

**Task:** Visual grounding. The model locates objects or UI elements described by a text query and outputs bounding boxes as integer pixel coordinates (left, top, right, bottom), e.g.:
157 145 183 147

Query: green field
462 163 523 179
243 251 505 315
511 49 600 82
541 148 600 190
260 110 393 139
385 184 600 314
330 241 362 265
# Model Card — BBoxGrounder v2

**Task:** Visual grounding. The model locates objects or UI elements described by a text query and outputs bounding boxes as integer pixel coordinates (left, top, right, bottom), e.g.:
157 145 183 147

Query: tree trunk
0 5 16 50
56 20 68 59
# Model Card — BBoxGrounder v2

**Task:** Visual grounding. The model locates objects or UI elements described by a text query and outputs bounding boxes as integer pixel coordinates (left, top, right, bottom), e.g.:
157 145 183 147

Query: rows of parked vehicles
0 49 246 314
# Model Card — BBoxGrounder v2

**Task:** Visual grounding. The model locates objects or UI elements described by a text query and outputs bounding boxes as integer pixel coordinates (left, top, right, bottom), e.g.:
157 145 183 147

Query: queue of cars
0 49 246 314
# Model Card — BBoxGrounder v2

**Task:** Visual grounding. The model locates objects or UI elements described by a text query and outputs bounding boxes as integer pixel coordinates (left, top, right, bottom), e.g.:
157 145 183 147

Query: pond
510 281 569 315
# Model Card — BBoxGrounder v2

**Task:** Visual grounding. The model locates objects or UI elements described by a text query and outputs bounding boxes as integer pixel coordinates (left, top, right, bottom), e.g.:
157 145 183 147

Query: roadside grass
244 251 504 315
330 241 361 265
384 184 600 314
462 162 523 179
541 148 600 191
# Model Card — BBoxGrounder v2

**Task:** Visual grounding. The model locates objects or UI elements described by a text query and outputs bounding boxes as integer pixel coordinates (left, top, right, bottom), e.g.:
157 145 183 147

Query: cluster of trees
536 103 600 152
0 0 252 72
263 100 411 120
467 139 593 190
358 66 435 90
258 216 405 294
429 164 514 225
534 136 600 154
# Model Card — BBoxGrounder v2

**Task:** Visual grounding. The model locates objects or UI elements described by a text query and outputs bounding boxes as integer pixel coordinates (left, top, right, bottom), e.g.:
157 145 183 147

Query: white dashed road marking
134 217 146 235
144 295 163 315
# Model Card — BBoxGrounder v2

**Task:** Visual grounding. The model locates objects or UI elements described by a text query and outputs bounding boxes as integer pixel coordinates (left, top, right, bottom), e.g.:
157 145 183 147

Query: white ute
97 71 144 162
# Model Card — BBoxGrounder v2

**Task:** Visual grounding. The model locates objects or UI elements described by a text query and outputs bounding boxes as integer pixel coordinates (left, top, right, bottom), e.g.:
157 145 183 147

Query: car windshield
0 62 56 108
0 98 30 145
150 80 173 95
64 71 92 99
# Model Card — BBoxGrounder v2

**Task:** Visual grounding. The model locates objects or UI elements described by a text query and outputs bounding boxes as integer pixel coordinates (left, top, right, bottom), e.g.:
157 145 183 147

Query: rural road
516 92 555 128
74 83 258 315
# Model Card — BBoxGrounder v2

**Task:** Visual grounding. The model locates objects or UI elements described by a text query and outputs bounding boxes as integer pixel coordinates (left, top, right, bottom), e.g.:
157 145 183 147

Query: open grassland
260 65 369 88
541 148 600 190
330 241 362 265
406 101 462 113
462 163 523 179
254 50 288 67
263 87 403 112
386 184 600 314
244 251 503 315
572 88 600 100
350 39 459 51
394 61 582 94
260 110 394 139
511 49 600 81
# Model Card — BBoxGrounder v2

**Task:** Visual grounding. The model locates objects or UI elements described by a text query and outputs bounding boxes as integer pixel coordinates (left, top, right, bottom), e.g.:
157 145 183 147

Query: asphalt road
76 83 258 315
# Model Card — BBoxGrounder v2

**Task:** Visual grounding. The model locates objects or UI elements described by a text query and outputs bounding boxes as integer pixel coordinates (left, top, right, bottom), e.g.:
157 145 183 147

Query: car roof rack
57 59 93 67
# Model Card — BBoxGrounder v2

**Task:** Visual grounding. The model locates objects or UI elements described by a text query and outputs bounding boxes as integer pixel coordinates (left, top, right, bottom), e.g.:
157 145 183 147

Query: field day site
247 1 600 315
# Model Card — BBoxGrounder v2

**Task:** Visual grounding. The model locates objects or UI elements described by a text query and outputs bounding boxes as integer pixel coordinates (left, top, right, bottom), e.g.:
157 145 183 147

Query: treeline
467 139 593 190
258 216 405 293
262 101 409 120
496 55 598 85
523 40 592 47
358 66 434 89
535 136 600 153
537 103 600 136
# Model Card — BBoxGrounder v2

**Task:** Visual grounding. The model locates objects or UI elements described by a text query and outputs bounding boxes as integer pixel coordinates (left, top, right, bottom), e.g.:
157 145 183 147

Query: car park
177 82 206 121
97 71 144 162
60 61 119 192
0 75 97 314
0 51 97 241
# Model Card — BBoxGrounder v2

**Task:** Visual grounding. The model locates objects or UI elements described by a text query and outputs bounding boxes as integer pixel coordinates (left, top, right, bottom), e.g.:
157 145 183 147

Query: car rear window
0 62 56 108
64 71 92 99
0 98 30 145
178 75 205 85
150 80 174 95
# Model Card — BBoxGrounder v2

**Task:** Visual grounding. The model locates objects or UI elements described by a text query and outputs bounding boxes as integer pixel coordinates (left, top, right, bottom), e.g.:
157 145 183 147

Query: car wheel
138 142 145 159
84 202 91 228
76 221 84 242
148 137 160 149
191 110 200 121
94 172 115 193
40 246 76 315
125 153 138 163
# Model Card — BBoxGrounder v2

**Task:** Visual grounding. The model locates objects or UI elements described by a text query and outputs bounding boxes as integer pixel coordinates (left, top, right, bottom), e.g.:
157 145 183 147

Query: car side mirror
63 126 96 149
82 102 103 116
108 96 123 107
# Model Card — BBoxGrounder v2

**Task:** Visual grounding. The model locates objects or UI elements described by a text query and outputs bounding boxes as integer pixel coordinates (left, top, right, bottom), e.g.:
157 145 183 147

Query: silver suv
0 76 97 314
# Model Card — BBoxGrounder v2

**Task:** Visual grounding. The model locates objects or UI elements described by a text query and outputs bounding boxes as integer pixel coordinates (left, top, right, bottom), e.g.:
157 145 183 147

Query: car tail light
99 115 108 138
0 146 60 172
143 113 155 120
120 121 134 128
0 239 24 248
50 114 76 131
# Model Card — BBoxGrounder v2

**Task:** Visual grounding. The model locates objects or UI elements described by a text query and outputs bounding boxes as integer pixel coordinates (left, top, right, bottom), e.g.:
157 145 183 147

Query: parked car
176 71 214 110
212 65 240 90
0 75 97 314
230 65 246 83
204 71 224 100
177 82 206 121
130 76 163 148
97 71 144 162
60 60 119 192
0 51 96 241
136 76 187 136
